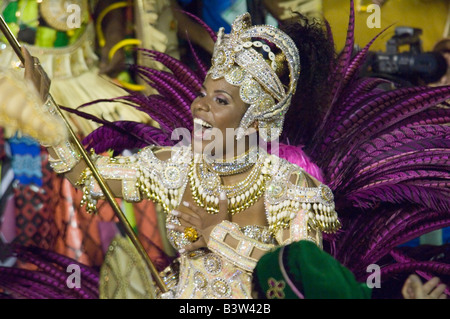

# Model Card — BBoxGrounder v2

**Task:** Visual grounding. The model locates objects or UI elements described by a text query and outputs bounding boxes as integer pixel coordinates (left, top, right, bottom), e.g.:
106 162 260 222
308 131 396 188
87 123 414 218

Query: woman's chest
180 184 268 228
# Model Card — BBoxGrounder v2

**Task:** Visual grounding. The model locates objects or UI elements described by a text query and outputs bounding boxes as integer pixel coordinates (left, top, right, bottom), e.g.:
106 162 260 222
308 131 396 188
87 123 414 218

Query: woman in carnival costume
1 0 450 299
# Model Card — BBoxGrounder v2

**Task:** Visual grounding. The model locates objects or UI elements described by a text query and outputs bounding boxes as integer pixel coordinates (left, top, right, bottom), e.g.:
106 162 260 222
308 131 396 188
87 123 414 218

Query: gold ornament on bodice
189 148 272 215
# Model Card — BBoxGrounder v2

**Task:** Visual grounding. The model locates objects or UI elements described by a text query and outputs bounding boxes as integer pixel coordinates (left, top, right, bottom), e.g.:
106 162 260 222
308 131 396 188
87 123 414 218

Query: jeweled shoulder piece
79 145 191 213
136 145 191 212
265 158 340 234
208 12 300 142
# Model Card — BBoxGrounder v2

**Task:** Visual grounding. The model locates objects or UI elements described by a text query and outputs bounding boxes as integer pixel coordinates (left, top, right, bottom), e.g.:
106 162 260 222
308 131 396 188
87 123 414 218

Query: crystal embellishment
207 12 300 142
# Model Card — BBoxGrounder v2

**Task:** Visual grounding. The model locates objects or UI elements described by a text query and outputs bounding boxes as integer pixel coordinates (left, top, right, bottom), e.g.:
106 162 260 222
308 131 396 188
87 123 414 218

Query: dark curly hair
278 14 337 148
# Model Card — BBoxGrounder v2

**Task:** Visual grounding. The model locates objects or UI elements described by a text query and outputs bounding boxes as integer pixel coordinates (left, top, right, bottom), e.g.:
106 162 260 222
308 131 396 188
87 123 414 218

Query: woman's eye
195 91 206 98
215 97 228 105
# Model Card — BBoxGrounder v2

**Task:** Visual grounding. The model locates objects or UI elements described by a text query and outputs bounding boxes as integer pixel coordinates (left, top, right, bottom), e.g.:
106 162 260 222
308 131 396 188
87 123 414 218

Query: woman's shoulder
265 153 340 234
152 146 174 161
265 152 335 211
135 145 192 191
265 150 324 188
139 145 192 163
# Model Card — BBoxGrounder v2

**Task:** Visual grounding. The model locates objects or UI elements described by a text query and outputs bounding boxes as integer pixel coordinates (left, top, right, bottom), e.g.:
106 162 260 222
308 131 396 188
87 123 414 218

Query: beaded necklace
189 149 271 215
202 146 259 176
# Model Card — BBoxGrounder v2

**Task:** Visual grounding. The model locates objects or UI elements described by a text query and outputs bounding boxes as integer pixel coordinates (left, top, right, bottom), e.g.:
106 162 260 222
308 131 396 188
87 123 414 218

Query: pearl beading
189 151 272 215
49 140 81 173
264 158 340 234
77 145 339 237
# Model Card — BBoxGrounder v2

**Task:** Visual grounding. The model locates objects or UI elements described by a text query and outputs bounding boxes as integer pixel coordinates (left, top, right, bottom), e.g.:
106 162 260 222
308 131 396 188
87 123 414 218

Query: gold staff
0 14 167 294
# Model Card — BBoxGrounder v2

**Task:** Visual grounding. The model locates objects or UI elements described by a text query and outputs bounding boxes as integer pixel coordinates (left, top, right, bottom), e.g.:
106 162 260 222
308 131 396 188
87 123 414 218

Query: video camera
363 27 447 86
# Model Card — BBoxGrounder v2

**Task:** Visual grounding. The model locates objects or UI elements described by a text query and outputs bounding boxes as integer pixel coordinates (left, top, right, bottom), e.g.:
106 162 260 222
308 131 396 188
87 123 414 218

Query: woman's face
191 76 249 156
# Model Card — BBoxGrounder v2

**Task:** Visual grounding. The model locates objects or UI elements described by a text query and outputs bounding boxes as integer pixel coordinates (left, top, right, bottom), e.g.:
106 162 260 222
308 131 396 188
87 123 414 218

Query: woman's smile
190 76 249 156
193 117 213 140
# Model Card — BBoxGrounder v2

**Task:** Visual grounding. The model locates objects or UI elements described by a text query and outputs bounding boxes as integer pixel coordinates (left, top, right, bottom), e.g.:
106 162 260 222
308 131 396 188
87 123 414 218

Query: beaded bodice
90 145 339 247
88 144 339 299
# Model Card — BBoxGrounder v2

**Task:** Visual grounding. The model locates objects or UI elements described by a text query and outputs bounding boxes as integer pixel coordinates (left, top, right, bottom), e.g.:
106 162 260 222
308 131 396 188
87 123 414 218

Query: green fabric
2 1 87 48
3 2 19 23
35 26 57 48
254 240 373 299
255 244 300 299
20 0 39 29
54 31 69 47
67 26 86 45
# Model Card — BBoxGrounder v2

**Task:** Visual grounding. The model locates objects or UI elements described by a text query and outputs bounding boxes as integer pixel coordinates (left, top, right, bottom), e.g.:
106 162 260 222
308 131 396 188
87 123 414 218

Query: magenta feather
84 121 174 154
135 72 192 115
185 36 209 79
133 65 198 103
380 261 450 284
342 25 392 89
0 244 99 299
138 48 203 91
120 94 188 132
180 9 217 42
327 0 355 109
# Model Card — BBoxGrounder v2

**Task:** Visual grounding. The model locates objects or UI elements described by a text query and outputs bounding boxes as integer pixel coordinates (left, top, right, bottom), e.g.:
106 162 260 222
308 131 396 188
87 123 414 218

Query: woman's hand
22 46 51 102
167 192 229 253
402 274 447 299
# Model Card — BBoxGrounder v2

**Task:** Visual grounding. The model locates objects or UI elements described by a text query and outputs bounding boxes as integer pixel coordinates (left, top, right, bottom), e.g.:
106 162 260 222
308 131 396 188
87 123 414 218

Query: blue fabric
8 135 43 186
398 237 420 247
443 227 450 244
399 227 450 247
201 0 234 32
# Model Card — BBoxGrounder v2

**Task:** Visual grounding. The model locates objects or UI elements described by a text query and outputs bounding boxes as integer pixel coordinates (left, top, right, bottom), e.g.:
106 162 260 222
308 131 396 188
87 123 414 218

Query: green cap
253 240 372 299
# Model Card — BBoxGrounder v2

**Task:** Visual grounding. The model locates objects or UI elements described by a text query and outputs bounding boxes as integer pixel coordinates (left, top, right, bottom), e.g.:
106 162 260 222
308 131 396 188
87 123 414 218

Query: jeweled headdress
208 13 300 141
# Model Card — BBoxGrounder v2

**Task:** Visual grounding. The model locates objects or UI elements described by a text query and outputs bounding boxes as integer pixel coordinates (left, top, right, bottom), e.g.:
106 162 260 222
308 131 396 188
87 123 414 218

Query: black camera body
365 27 447 86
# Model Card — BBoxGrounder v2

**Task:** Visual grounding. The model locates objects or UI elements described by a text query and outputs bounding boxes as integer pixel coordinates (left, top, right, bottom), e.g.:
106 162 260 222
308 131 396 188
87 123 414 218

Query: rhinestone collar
202 146 259 176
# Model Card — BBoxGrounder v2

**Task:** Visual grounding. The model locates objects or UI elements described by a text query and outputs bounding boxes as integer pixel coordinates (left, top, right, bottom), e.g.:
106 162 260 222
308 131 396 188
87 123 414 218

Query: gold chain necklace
189 152 271 215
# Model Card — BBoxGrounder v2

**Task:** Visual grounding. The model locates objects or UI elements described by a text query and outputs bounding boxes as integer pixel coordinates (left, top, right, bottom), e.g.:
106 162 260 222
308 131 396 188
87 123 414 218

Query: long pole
0 14 167 294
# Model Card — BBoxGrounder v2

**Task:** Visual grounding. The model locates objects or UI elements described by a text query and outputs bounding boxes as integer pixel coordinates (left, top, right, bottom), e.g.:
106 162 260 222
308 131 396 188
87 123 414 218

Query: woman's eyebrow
214 90 234 101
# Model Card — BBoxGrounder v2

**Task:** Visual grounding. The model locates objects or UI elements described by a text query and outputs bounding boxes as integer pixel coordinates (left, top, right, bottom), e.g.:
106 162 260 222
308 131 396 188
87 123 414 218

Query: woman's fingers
169 192 230 254
402 274 448 299
401 275 415 299
181 201 203 215
422 277 441 295
180 192 228 220
22 47 38 87
22 46 33 67
428 282 447 299
180 239 207 254
166 223 187 233
166 222 206 253
217 191 229 219
167 222 202 241
172 208 201 227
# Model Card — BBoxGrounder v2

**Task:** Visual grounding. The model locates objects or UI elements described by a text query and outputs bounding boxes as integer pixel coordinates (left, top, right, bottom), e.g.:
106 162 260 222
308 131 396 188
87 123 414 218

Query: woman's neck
202 134 259 177
222 131 258 160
